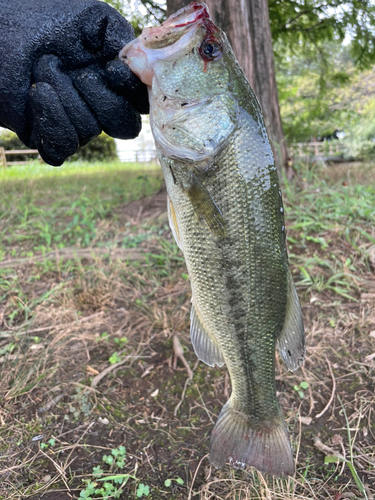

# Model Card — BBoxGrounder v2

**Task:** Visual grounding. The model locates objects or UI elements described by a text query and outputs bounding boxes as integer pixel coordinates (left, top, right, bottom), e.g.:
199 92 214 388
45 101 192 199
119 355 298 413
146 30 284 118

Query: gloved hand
0 0 149 166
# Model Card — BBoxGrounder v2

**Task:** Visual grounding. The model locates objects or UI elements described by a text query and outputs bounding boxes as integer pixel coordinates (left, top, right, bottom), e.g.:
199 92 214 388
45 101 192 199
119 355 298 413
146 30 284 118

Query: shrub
67 133 118 162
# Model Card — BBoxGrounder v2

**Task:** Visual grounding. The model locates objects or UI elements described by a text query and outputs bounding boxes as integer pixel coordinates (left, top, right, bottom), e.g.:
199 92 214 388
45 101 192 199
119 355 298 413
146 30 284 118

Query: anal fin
190 303 225 367
277 269 305 371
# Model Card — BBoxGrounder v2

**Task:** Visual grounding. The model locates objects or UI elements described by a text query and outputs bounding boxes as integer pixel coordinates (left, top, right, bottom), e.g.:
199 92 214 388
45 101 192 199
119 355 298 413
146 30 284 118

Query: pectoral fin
183 173 226 238
190 303 225 367
277 270 305 371
167 195 182 250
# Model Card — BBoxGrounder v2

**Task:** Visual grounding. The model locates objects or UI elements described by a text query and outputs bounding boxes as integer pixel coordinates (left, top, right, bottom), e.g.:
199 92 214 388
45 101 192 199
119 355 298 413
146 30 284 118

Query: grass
0 160 163 260
0 159 375 499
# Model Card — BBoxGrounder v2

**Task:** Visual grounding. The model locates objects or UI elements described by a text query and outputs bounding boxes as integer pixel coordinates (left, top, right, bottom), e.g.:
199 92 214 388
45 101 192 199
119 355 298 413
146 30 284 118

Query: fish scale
121 1 305 476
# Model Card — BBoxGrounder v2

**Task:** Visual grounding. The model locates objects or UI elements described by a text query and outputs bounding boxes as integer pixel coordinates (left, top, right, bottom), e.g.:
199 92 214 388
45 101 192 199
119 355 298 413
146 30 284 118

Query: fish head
120 3 242 162
119 2 229 94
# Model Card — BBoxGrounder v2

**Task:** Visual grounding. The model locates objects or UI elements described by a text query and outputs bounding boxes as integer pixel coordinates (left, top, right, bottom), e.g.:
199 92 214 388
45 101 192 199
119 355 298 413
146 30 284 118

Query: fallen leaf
150 388 159 398
369 330 375 338
98 417 109 425
299 416 312 425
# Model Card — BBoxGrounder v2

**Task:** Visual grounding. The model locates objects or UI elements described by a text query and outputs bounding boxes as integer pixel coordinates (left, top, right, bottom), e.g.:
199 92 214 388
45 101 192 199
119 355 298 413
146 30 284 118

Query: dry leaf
370 330 375 338
98 417 109 425
299 415 312 425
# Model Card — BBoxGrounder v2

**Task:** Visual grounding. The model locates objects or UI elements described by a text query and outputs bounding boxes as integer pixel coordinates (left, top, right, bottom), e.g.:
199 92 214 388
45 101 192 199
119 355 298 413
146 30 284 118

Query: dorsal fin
190 303 225 367
277 270 305 371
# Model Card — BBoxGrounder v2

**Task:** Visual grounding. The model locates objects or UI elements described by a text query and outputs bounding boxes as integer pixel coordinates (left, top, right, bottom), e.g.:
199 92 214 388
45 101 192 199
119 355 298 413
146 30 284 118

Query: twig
38 393 65 414
91 355 152 389
63 421 95 471
315 357 336 419
38 448 72 491
174 376 192 417
313 436 341 457
195 384 215 424
188 454 209 500
173 336 195 416
173 335 193 379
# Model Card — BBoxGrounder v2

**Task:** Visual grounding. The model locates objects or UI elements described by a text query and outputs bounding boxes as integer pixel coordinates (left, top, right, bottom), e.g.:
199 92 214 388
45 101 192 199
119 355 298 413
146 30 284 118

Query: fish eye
200 40 222 60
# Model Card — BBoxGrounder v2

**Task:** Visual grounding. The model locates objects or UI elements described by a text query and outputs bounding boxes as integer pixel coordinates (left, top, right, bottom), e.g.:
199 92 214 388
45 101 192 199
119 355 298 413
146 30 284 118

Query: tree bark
166 0 291 177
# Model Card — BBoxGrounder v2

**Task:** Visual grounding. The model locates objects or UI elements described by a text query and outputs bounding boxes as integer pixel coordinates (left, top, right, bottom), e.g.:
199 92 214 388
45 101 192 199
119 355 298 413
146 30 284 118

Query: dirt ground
0 162 375 499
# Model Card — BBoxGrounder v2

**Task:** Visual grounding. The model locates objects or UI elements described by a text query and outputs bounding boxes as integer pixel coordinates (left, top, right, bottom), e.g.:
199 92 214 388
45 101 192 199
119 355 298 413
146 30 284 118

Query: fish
120 1 305 477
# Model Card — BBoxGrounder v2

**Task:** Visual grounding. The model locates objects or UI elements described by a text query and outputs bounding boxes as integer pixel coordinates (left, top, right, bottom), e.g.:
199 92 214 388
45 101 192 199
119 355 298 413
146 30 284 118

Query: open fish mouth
119 2 222 85
140 2 210 49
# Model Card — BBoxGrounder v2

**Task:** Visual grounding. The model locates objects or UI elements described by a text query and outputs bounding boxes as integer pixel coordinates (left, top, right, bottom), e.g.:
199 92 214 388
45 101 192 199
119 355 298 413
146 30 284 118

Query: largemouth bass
120 1 305 477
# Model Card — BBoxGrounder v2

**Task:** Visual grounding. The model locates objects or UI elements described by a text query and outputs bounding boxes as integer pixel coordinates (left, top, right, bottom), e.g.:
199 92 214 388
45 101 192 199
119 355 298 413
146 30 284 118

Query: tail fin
210 402 295 477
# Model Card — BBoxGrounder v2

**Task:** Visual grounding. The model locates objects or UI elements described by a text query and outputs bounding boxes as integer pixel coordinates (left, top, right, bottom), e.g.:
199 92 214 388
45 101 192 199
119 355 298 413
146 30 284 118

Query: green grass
0 159 160 182
1 160 375 500
0 160 163 259
283 164 375 301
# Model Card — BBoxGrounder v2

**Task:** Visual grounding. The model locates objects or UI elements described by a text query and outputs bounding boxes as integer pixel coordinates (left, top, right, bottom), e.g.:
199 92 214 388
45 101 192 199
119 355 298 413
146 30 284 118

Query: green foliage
79 446 136 500
269 0 375 69
277 40 375 153
103 0 166 36
164 477 184 487
293 381 309 399
136 484 150 497
67 133 118 162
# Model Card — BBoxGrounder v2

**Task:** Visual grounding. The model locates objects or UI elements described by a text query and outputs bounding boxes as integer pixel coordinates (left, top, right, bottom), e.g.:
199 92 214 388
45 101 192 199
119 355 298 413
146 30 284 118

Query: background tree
108 0 375 167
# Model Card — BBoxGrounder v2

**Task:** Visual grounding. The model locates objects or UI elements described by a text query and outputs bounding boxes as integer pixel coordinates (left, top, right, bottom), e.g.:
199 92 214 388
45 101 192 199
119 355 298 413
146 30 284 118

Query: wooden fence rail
0 147 39 168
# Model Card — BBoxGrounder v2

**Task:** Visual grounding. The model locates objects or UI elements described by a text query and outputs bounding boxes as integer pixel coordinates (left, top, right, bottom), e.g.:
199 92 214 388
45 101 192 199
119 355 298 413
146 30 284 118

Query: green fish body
121 1 305 477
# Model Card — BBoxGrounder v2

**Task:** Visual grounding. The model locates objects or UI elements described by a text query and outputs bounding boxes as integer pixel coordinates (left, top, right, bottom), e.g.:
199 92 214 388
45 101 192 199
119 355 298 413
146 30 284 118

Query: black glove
0 0 149 166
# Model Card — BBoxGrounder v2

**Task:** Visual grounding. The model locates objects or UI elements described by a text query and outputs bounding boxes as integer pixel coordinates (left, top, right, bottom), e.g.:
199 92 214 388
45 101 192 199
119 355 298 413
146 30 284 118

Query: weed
79 446 139 500
293 381 309 399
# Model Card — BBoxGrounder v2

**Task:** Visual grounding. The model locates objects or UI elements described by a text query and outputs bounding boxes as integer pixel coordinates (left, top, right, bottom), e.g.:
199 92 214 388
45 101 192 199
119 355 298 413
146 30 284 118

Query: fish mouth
119 2 216 86
139 2 210 50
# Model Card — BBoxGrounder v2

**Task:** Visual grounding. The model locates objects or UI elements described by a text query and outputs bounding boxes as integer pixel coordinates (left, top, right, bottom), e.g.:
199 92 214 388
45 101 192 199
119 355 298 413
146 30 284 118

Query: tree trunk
166 0 291 177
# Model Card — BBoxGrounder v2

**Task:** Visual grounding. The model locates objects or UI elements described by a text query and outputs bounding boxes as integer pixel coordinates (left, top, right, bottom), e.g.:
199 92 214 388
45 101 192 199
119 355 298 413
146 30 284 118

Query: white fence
118 149 158 163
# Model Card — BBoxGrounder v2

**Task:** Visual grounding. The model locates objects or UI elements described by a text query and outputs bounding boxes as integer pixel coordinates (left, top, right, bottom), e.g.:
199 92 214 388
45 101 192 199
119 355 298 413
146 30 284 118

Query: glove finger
80 3 135 58
104 60 149 115
72 67 142 139
33 55 101 146
29 82 79 166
